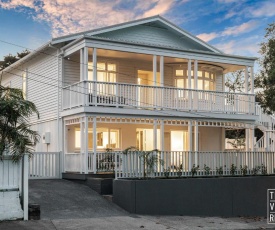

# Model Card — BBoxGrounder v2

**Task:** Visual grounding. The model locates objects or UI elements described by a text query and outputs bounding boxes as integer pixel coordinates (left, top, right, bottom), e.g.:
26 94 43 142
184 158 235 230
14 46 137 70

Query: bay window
175 68 215 91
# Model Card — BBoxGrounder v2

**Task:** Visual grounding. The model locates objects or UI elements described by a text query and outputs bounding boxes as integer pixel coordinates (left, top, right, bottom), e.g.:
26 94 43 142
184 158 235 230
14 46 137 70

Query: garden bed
113 176 275 217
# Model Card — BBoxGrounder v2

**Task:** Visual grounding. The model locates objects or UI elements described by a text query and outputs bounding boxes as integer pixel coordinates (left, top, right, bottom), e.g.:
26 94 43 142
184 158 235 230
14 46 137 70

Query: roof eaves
84 36 257 61
1 41 51 75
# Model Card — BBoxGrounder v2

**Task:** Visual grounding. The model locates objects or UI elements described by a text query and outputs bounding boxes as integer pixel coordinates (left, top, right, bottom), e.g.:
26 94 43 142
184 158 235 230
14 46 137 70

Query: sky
0 0 274 62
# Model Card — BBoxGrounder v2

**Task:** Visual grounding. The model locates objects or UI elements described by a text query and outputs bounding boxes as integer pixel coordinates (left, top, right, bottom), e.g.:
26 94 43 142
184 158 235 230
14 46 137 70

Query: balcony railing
62 81 256 115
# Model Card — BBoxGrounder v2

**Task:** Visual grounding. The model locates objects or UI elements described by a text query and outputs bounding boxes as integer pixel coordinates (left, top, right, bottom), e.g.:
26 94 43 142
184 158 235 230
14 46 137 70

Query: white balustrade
29 152 60 179
62 81 255 115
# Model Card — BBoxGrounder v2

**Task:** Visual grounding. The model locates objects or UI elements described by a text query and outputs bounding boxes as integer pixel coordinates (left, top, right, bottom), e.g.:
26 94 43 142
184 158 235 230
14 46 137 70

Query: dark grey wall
113 176 275 217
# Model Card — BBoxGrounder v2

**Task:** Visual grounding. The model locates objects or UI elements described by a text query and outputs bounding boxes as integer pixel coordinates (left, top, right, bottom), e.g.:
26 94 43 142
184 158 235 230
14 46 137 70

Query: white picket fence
64 152 116 173
0 155 29 220
29 152 61 179
114 151 275 178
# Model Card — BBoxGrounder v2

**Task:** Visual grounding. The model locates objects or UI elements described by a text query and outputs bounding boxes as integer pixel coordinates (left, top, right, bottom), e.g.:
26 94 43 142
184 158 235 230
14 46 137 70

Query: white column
188 59 192 89
250 66 254 94
153 55 157 109
80 48 84 81
266 131 270 151
249 126 255 151
153 55 157 86
160 56 164 87
188 120 193 171
93 116 97 173
83 47 88 81
84 116 89 174
245 128 250 151
160 120 164 172
153 119 157 150
194 121 198 165
23 154 29 220
93 48 97 106
194 60 198 110
245 66 249 93
194 60 198 90
80 119 84 173
221 127 225 151
188 59 192 110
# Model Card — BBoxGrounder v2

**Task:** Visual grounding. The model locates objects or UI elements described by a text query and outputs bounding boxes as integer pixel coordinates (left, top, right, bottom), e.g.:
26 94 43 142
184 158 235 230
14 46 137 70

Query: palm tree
0 85 40 162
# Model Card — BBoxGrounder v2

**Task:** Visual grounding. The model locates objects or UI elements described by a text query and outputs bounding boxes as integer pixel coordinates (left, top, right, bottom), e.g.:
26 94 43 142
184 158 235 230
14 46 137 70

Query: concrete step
102 195 113 202
85 178 113 195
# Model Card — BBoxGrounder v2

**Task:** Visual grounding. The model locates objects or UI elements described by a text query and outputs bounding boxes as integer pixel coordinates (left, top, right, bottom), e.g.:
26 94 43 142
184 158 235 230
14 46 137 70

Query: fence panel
115 151 275 179
29 152 60 179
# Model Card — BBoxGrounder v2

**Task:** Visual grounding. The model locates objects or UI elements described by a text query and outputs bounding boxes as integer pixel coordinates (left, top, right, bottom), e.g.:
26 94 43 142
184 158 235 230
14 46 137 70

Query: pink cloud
197 32 218 42
0 0 184 37
221 20 259 36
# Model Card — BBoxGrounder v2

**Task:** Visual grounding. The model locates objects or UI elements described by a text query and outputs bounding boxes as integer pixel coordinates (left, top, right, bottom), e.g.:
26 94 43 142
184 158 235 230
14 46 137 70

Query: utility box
42 132 51 144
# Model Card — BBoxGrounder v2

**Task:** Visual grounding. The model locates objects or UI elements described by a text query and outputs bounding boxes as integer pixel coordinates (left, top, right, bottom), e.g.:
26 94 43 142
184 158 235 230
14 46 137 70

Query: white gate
29 152 61 179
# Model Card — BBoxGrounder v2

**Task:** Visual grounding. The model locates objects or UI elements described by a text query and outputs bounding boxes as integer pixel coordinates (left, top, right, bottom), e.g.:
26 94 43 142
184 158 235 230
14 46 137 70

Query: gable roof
51 15 223 54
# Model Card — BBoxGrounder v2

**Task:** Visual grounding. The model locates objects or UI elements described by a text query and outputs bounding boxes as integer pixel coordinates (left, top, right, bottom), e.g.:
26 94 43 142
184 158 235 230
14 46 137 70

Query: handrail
63 80 255 96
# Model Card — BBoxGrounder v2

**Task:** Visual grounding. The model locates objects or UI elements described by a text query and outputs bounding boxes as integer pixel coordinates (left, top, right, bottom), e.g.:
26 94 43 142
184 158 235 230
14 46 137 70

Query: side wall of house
1 48 61 152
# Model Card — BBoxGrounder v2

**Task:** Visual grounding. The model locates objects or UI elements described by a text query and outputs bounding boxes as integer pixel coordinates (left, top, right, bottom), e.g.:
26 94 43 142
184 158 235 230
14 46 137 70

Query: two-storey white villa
1 16 274 176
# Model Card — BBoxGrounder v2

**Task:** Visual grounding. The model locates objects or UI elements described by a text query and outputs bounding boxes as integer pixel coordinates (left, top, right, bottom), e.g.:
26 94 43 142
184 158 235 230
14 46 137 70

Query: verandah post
93 116 97 174
188 120 193 173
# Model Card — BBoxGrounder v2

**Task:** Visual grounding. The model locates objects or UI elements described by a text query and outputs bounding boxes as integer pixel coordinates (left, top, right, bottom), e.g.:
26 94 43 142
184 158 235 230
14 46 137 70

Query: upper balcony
61 48 256 118
62 80 255 116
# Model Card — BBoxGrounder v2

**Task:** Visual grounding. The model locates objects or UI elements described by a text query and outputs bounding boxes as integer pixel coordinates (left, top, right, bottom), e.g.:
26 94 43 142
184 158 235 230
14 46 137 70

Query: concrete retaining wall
0 189 23 220
113 176 275 217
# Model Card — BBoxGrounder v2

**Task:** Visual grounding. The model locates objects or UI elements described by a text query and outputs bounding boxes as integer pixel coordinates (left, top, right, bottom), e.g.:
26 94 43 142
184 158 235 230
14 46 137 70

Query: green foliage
226 129 245 150
261 164 267 175
0 85 40 161
216 166 223 176
225 70 247 93
164 167 170 178
139 149 164 178
191 164 199 177
230 164 237 175
0 50 30 71
176 164 183 177
240 165 248 176
252 166 261 175
203 164 211 175
255 23 275 113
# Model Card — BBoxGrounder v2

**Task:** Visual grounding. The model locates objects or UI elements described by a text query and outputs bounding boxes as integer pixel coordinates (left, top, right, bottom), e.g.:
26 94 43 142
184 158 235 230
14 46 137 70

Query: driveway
0 179 273 230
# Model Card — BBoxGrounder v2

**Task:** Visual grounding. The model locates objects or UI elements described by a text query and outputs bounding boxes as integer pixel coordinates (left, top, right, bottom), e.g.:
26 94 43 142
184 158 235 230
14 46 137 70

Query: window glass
97 62 106 71
176 79 184 88
88 62 93 70
107 63 116 71
198 71 203 77
176 70 184 76
198 79 203 90
75 130 81 148
109 129 119 148
97 72 107 82
205 81 210 90
205 72 210 78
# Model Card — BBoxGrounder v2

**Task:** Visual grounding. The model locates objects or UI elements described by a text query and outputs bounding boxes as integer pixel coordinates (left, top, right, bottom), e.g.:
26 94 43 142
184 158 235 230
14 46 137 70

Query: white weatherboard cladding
0 190 23 220
64 58 80 86
32 119 59 152
1 68 23 89
27 48 59 123
97 25 212 52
